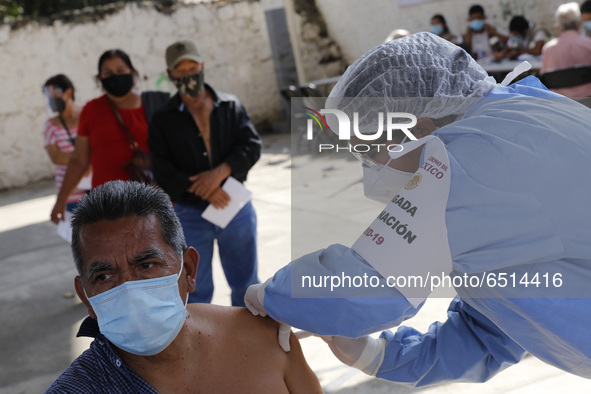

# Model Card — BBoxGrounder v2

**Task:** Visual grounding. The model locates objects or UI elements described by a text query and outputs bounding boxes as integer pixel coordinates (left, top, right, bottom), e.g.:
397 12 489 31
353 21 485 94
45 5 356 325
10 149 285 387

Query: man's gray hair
71 180 187 277
555 2 581 31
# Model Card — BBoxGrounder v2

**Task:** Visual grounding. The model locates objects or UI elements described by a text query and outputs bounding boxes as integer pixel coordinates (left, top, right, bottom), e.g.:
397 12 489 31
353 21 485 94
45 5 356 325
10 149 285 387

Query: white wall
0 1 280 189
316 0 571 64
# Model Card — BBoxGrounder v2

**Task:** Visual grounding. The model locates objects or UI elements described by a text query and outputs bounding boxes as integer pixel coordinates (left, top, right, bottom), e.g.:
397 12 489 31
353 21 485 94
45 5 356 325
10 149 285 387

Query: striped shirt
43 119 87 203
44 333 157 393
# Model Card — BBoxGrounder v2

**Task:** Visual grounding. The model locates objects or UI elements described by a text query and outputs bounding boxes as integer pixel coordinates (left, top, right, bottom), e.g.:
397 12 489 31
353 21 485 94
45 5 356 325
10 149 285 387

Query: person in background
541 2 591 97
385 29 411 42
149 39 261 306
50 49 168 225
43 74 91 242
581 0 591 37
463 4 508 59
503 15 550 58
430 14 463 45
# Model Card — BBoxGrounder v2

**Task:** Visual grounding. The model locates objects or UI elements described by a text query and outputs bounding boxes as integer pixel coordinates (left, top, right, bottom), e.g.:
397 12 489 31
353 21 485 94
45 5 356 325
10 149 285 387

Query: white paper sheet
57 210 74 243
201 177 252 229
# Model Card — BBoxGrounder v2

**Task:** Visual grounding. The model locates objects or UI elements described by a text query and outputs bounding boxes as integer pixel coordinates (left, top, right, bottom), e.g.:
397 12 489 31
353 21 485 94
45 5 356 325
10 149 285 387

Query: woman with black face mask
50 49 169 225
43 74 92 241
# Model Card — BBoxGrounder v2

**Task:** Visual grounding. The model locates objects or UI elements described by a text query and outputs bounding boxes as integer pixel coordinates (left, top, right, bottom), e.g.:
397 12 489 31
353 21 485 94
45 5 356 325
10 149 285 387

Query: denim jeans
174 201 259 306
66 201 79 213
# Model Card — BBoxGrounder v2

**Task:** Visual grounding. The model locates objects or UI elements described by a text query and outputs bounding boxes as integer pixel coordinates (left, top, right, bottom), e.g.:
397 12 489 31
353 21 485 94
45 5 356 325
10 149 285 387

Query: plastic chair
280 85 302 106
300 83 322 98
540 65 591 89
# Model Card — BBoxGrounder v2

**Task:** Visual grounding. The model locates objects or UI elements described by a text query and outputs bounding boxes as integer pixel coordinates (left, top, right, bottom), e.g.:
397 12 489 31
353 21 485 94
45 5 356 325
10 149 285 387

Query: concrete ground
0 133 589 393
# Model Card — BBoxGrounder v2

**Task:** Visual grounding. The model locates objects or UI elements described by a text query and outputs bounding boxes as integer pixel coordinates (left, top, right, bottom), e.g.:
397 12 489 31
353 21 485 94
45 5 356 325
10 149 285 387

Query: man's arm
223 101 262 180
487 24 508 44
463 27 473 55
283 333 323 394
186 162 231 208
225 308 321 392
148 113 193 201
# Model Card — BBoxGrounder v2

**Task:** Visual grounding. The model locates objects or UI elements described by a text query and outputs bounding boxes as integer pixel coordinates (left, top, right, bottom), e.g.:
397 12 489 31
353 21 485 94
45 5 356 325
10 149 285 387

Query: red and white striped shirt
43 119 87 203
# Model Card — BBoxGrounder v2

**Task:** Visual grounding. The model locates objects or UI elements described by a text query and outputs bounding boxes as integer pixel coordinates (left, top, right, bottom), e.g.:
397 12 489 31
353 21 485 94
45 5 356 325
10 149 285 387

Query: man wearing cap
44 181 322 393
148 39 261 306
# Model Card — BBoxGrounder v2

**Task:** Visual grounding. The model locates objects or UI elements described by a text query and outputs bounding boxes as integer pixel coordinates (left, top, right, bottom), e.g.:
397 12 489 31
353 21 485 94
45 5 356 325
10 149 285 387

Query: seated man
463 4 508 59
45 180 322 393
503 15 549 58
541 1 591 97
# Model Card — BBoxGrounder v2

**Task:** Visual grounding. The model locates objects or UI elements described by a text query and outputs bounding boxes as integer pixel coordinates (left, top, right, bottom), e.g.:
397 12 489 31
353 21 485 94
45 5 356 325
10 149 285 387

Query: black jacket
148 85 261 206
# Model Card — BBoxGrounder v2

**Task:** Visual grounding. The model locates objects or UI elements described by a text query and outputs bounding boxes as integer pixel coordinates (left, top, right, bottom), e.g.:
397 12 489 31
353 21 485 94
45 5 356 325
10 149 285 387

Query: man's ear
75 276 97 320
182 247 199 293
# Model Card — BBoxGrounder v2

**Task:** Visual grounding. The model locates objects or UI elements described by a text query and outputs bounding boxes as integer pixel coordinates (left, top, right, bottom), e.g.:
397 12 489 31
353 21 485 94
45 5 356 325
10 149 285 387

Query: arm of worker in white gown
263 244 423 337
374 297 526 386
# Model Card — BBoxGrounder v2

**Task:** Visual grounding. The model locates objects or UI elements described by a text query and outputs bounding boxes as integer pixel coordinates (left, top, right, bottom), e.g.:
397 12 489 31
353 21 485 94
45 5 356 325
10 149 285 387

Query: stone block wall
289 0 347 82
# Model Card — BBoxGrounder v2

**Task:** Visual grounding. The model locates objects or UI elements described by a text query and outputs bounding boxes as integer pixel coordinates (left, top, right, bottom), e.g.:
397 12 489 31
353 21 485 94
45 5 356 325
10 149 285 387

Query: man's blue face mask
510 34 525 48
470 19 485 31
431 23 444 36
85 259 188 356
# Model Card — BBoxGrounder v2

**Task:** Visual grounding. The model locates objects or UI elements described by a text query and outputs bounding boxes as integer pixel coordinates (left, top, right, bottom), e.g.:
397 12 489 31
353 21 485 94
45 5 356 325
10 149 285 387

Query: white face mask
363 161 413 204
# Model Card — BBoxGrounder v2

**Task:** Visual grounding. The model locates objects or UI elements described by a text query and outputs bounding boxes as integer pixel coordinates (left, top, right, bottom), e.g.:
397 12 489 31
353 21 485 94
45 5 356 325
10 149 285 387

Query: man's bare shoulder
188 303 285 347
186 304 322 393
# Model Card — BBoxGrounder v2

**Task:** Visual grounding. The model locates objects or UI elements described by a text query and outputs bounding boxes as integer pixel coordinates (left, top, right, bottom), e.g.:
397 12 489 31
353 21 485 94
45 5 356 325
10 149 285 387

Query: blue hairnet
326 32 496 129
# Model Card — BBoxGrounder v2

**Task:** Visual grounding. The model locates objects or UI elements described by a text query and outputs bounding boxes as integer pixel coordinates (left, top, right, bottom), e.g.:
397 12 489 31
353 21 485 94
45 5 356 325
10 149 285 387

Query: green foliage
0 0 23 19
0 0 157 21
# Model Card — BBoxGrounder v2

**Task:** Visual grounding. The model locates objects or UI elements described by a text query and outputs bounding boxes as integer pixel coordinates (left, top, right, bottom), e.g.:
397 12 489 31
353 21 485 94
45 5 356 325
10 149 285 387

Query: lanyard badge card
352 136 453 307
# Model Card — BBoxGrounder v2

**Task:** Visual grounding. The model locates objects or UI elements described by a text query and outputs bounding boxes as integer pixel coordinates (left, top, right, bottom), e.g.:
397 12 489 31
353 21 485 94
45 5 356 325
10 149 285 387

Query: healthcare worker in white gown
245 33 591 386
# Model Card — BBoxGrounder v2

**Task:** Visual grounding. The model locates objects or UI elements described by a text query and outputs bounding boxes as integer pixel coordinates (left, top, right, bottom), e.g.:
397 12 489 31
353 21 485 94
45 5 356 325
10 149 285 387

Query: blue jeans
66 201 79 213
174 201 259 306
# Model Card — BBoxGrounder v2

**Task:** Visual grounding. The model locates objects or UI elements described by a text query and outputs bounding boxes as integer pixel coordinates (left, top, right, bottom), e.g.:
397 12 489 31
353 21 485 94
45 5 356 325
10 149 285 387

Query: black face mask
100 74 134 97
171 70 204 98
49 97 66 114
